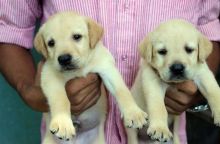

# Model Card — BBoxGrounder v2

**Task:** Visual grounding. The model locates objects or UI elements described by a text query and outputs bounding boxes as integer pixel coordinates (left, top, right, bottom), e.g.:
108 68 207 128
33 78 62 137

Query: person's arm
0 43 102 114
0 1 102 115
165 41 220 115
0 43 47 111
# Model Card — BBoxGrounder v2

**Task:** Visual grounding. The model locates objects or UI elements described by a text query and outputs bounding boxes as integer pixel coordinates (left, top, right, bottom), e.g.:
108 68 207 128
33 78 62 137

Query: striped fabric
1 0 220 144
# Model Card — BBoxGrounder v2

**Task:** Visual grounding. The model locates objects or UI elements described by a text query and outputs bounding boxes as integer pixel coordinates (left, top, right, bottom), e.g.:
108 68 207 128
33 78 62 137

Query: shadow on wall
0 49 42 144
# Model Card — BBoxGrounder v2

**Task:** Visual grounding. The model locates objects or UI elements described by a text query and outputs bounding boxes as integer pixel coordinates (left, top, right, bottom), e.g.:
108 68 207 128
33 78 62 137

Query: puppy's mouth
159 71 188 83
61 64 79 71
168 74 187 82
160 75 187 83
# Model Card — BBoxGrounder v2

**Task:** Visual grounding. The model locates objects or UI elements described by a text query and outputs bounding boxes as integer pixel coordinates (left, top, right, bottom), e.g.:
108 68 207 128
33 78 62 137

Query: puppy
126 19 220 144
34 11 148 144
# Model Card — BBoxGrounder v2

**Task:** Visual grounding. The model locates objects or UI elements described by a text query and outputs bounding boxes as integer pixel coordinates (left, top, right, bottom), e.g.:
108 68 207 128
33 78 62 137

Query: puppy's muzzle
58 54 72 66
58 54 78 70
169 63 185 80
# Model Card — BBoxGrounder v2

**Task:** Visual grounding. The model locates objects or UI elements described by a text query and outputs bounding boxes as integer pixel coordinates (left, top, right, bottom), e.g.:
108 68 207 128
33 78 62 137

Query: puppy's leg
41 66 75 140
42 113 57 144
97 64 148 129
93 117 106 144
141 66 172 142
194 63 220 126
173 116 180 144
126 128 138 144
42 134 56 144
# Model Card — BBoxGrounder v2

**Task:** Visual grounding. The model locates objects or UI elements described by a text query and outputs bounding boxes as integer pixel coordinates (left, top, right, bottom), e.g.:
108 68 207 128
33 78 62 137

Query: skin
0 42 219 115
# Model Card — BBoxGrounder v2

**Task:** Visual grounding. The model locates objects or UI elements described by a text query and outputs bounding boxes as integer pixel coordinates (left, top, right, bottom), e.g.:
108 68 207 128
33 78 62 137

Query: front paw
212 109 220 126
50 115 76 141
147 124 172 142
122 106 148 129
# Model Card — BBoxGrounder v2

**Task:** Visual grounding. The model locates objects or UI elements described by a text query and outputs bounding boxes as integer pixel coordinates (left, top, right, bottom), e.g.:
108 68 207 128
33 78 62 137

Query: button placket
124 2 130 11
121 55 128 61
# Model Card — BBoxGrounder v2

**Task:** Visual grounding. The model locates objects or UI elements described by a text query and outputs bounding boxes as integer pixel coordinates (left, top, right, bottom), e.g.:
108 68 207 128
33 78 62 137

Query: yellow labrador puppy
126 19 220 144
34 12 148 144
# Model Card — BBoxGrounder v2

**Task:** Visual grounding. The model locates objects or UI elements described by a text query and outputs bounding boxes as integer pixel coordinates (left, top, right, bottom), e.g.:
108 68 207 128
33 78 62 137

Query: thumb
174 81 197 95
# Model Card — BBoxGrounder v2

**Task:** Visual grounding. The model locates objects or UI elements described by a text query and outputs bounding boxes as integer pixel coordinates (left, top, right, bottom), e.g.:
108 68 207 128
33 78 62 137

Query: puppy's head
139 19 212 82
34 11 103 71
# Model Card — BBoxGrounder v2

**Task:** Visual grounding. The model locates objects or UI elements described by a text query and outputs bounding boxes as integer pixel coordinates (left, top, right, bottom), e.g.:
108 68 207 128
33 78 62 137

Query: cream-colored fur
127 19 220 144
34 12 148 144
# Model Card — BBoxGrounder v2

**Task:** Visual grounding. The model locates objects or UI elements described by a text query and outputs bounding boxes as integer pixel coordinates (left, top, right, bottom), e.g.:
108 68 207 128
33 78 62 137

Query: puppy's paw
122 106 148 129
212 110 220 126
50 115 75 141
147 124 172 142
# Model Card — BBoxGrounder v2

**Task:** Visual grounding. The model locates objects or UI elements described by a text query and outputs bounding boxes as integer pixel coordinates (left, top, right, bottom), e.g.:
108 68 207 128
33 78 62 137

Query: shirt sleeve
0 0 42 49
197 0 220 41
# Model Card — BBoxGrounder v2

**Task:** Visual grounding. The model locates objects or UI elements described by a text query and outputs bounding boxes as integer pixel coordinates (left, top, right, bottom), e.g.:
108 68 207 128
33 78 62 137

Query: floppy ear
198 35 212 63
87 18 104 49
34 30 48 58
138 36 153 62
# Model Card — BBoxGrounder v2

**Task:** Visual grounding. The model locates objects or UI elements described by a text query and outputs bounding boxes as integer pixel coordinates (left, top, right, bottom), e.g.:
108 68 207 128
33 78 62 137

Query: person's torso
40 0 200 87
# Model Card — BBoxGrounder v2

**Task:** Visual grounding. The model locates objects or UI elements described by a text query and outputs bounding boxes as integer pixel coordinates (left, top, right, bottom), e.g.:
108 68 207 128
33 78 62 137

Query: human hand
36 61 103 115
65 73 103 115
22 60 103 115
165 81 204 115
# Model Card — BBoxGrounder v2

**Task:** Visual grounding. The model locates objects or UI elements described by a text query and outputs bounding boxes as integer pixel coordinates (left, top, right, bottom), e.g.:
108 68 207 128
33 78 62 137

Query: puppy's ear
198 35 212 62
138 36 153 62
87 18 104 49
34 30 48 58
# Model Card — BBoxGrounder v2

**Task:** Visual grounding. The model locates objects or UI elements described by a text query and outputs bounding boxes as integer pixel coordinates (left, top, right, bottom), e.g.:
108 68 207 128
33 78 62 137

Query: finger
174 81 197 95
71 87 100 115
68 79 101 105
80 89 100 111
165 105 181 115
65 73 100 95
75 83 106 114
164 95 186 113
166 87 193 106
166 87 204 111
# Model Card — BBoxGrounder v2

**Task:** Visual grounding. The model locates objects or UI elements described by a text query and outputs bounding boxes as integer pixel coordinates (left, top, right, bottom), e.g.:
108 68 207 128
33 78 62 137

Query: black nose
58 54 72 66
170 63 185 75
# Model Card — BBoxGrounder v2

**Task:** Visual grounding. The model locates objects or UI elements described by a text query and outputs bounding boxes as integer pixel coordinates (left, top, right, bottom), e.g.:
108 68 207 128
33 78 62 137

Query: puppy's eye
185 46 194 54
48 39 55 47
72 34 82 41
158 49 167 55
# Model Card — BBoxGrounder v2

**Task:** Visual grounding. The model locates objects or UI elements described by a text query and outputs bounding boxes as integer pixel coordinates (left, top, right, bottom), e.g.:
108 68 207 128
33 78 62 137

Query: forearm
0 43 47 112
0 43 35 90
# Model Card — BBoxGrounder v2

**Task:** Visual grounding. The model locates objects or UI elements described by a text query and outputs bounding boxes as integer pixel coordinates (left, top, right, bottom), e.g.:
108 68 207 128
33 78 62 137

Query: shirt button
121 55 127 61
124 3 130 10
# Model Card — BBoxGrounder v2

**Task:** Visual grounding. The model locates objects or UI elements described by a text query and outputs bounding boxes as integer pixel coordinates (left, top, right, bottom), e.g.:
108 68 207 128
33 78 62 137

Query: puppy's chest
62 69 90 82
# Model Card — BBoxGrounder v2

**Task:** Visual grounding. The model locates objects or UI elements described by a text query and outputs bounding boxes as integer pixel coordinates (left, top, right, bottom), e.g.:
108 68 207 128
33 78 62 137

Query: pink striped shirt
1 1 220 144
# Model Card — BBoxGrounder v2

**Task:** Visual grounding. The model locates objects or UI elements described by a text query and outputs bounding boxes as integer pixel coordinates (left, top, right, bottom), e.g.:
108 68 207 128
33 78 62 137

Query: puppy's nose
170 63 185 75
58 54 72 66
